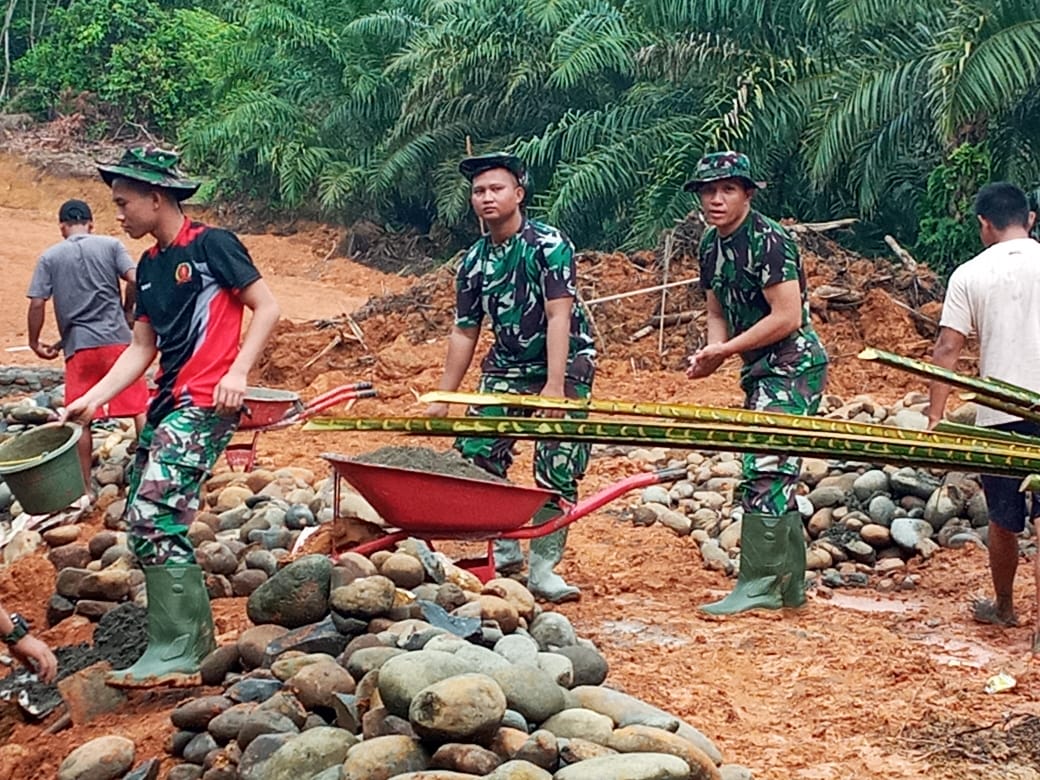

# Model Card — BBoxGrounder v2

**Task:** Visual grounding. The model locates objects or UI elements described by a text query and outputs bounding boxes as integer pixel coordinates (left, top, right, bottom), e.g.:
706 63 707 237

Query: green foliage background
4 0 1040 267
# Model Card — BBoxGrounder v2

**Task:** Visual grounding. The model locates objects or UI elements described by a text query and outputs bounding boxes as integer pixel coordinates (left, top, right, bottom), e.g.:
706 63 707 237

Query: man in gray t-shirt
26 199 149 497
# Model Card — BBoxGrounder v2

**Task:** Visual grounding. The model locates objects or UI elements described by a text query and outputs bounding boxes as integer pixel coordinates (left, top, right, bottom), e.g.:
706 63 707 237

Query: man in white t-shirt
927 182 1040 631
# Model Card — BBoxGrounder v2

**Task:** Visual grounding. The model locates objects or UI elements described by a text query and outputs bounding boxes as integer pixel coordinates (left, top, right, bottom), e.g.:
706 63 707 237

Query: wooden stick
308 237 339 280
650 311 698 325
584 277 701 306
658 230 674 355
786 218 858 233
888 296 938 326
630 324 654 341
303 334 344 370
345 315 369 351
884 234 919 272
45 709 71 734
631 312 698 341
577 289 607 357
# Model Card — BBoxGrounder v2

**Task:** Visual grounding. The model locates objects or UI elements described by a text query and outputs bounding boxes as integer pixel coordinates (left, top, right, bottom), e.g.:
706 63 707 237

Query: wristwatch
2 613 29 646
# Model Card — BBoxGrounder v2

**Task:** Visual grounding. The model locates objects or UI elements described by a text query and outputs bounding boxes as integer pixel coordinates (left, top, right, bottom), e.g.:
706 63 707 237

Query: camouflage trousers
455 375 592 503
126 406 238 566
739 364 827 515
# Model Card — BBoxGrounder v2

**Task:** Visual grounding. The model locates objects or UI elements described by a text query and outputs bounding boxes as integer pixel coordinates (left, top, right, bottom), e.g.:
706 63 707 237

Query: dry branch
787 218 858 233
884 234 919 272
584 277 701 306
303 334 343 370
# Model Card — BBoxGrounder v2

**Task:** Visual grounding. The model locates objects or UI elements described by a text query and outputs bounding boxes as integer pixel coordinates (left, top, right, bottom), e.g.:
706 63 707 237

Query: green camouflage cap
459 152 529 189
683 151 766 192
97 146 200 200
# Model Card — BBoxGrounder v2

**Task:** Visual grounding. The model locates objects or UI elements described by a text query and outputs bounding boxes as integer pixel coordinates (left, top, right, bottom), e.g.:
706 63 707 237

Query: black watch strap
2 613 29 646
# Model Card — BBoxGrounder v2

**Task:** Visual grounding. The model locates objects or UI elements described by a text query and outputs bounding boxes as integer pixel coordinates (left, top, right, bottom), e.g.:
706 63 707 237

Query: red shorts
65 344 149 419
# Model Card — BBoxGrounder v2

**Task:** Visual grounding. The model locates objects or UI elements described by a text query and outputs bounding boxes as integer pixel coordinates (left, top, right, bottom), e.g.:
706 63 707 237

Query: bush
914 143 992 281
102 9 235 135
13 0 235 135
14 0 163 112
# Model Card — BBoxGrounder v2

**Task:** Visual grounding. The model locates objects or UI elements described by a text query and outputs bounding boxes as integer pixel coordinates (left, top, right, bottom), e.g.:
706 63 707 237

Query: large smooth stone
57 735 135 780
554 752 693 779
409 673 507 743
246 554 333 628
341 734 430 780
378 650 469 718
608 725 721 780
258 726 357 780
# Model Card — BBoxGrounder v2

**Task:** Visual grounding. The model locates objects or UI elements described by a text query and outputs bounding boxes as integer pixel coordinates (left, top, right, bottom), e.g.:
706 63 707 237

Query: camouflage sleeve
698 229 716 290
758 224 800 288
542 236 577 300
454 247 483 328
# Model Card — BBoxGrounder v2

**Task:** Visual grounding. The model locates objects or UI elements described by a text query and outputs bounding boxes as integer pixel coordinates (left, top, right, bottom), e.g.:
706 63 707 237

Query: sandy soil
0 153 1037 780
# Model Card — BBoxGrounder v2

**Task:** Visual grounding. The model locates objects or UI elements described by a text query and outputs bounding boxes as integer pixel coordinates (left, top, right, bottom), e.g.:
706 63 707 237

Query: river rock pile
32 462 371 620
0 366 64 401
0 415 135 564
625 393 1002 592
153 551 747 780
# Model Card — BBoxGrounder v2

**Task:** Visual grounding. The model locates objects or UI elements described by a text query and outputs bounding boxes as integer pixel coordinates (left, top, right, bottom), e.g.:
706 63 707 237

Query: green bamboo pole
859 347 1040 422
933 419 1040 446
304 415 1040 478
420 390 1040 452
956 393 1040 425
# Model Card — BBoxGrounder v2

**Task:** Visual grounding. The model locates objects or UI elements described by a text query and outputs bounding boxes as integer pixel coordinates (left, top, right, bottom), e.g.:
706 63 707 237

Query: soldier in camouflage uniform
426 152 596 602
64 147 281 684
684 151 828 615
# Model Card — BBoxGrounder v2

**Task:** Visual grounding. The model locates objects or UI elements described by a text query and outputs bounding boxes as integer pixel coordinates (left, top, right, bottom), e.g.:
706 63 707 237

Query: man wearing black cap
63 147 281 686
683 151 828 616
27 198 149 495
426 152 596 602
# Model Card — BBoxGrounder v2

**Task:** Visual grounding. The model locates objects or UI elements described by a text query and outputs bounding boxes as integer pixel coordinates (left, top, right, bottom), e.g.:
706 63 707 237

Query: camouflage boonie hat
683 151 766 192
97 146 200 200
459 152 529 189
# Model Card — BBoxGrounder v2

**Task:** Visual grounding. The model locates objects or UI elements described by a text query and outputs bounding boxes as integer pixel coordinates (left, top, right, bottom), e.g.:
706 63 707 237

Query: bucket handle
0 420 76 467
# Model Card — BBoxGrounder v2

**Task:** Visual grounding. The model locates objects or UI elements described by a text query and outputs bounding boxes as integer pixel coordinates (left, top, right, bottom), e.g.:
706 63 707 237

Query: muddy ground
0 152 1037 780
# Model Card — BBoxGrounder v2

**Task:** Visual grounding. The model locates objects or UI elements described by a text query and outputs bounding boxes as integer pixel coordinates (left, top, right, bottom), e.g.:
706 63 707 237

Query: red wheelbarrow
321 454 688 582
225 383 377 470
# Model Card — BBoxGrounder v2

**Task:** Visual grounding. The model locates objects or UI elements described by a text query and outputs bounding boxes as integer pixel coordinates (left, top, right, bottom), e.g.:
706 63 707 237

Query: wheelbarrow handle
500 466 691 540
266 387 378 429
308 382 373 407
654 465 690 483
302 387 377 416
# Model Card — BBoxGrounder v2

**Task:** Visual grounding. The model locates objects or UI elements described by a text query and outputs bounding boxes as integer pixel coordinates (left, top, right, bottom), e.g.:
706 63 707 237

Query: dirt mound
340 219 447 276
354 445 507 482
256 224 941 401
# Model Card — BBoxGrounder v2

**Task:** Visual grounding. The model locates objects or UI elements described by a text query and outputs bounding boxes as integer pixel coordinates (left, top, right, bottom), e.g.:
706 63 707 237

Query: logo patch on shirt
175 262 193 284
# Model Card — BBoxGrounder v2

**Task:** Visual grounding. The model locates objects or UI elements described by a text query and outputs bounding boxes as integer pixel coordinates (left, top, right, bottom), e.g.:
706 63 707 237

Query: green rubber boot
700 512 791 615
782 510 808 608
493 539 524 575
107 564 216 687
527 507 580 603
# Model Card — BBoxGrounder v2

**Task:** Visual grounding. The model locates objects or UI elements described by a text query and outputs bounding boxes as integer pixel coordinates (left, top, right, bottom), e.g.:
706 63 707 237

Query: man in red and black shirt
65 147 280 686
